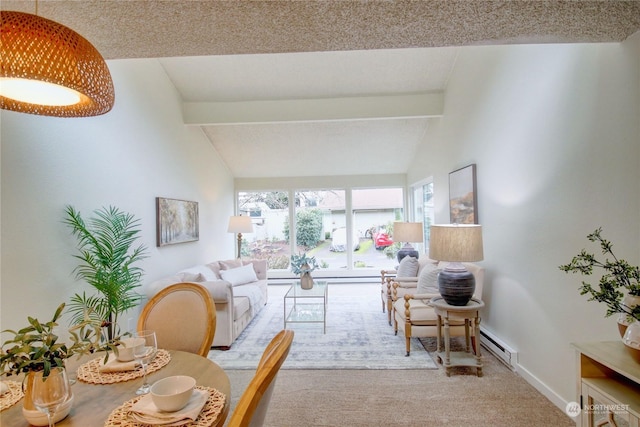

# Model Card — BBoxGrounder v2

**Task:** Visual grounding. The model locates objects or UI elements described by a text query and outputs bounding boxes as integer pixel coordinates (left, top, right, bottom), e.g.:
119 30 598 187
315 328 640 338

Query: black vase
438 268 475 306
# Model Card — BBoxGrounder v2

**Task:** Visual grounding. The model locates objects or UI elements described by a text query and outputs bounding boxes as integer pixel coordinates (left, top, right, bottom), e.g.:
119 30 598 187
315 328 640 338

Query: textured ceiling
3 1 639 178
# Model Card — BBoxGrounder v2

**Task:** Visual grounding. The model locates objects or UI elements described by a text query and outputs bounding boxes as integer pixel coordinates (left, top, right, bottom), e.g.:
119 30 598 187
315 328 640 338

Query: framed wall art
156 197 199 246
449 164 478 224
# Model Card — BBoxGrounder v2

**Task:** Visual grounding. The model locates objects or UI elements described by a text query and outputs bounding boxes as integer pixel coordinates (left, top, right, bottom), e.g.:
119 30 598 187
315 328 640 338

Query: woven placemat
77 350 171 385
0 381 24 411
104 385 226 427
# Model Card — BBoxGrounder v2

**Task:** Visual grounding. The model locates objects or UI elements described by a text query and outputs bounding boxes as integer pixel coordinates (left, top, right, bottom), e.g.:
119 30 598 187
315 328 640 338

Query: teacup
116 337 145 362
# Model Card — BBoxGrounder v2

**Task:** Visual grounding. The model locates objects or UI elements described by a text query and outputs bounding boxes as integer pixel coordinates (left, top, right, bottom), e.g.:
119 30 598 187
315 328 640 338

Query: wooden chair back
137 282 216 357
227 329 294 427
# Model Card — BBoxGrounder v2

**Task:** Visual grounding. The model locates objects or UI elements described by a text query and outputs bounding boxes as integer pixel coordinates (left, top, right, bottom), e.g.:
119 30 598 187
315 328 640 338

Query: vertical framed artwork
156 197 199 246
449 164 478 224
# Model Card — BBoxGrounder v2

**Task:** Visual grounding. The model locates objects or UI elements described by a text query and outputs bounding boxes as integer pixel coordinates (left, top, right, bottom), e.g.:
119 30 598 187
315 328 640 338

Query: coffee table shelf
284 280 328 333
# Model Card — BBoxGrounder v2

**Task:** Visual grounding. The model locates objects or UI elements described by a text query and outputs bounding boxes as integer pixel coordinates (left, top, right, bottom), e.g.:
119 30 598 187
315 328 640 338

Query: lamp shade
429 224 483 262
227 216 253 234
393 222 424 243
0 11 115 117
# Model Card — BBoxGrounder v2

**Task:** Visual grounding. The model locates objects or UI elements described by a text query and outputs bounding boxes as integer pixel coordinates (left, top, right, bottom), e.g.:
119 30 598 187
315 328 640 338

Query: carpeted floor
208 284 436 370
217 283 576 426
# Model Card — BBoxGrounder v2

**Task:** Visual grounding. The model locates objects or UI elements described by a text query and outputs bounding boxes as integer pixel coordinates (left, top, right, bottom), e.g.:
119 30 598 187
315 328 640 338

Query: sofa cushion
417 264 441 295
397 255 419 278
220 264 258 286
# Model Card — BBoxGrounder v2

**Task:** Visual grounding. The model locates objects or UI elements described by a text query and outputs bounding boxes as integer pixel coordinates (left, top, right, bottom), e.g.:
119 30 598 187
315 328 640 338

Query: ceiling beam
182 93 444 125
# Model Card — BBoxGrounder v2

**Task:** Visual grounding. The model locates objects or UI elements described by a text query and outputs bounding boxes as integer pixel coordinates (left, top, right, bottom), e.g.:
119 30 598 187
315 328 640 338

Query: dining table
0 349 230 427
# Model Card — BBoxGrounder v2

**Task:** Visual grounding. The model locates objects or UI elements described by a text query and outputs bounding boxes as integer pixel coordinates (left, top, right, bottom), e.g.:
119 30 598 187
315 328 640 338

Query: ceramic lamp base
397 244 418 263
438 264 476 306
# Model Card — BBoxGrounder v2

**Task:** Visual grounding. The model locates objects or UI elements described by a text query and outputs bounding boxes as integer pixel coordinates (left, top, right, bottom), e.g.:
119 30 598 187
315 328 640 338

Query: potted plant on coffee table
63 205 148 341
290 252 319 290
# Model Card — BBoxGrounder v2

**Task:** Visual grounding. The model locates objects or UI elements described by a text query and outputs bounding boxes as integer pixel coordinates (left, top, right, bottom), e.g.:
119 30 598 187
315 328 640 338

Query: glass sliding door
412 180 434 256
295 190 347 273
352 188 403 272
237 191 291 269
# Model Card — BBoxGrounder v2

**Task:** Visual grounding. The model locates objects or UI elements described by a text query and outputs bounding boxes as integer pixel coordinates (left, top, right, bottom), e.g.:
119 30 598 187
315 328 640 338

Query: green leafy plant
559 227 640 320
64 205 148 341
290 253 319 275
0 303 120 378
283 209 323 249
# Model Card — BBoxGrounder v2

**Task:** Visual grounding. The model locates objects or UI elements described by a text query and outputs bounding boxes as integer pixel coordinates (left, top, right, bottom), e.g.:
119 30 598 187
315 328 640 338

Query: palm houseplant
559 227 640 338
64 205 148 341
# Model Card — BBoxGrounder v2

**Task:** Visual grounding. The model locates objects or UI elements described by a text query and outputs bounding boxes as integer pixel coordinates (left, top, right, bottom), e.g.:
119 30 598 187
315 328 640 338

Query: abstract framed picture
449 164 478 224
156 197 199 246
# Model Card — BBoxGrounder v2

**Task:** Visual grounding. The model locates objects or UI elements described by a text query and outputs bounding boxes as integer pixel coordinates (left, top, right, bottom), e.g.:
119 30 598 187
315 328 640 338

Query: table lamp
228 215 253 259
429 224 483 306
393 222 424 263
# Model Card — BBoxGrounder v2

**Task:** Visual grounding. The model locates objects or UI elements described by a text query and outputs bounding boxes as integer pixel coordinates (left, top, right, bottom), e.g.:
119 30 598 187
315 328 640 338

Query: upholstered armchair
380 268 396 314
385 255 438 325
393 263 485 356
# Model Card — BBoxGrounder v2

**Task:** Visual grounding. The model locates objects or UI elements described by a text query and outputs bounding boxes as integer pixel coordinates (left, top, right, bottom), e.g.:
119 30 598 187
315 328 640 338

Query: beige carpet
222 283 575 426
223 340 574 427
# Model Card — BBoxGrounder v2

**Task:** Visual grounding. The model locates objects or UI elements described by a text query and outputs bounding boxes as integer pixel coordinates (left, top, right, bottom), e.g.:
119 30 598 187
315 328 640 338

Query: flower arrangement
0 303 122 378
290 253 319 275
559 227 640 321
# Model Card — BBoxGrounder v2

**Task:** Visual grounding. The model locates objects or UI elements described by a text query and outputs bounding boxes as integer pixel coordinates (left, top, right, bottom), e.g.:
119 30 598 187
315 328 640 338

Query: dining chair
227 329 294 427
137 282 216 357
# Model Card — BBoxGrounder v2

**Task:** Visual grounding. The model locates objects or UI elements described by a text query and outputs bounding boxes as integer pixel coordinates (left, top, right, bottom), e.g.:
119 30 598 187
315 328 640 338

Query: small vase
22 368 74 426
300 271 314 290
623 321 640 363
617 295 640 337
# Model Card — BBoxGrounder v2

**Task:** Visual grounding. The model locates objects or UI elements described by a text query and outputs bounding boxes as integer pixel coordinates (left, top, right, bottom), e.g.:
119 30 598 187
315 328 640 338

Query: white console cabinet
573 341 640 427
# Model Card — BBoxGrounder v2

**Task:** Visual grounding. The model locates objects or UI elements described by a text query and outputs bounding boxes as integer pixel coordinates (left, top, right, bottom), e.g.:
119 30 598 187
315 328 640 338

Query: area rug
208 284 438 370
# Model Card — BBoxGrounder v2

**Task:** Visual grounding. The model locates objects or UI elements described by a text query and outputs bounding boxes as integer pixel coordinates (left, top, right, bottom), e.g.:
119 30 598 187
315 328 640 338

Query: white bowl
116 337 145 362
22 394 74 426
150 376 196 412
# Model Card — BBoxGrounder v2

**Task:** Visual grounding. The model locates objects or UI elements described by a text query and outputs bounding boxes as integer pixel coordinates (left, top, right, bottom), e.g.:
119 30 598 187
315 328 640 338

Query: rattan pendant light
0 10 114 117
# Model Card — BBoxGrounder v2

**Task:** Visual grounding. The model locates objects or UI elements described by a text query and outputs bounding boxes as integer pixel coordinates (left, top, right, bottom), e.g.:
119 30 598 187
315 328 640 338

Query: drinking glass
31 367 71 427
133 330 157 395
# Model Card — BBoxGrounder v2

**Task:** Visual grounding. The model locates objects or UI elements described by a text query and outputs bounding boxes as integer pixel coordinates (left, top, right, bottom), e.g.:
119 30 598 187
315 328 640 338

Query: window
237 187 405 276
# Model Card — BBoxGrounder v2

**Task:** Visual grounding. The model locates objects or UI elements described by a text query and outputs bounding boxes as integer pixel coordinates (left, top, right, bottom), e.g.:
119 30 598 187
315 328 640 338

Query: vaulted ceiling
3 1 639 178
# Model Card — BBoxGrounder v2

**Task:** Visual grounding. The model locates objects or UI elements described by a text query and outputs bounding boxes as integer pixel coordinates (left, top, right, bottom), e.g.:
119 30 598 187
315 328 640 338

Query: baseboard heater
479 329 518 370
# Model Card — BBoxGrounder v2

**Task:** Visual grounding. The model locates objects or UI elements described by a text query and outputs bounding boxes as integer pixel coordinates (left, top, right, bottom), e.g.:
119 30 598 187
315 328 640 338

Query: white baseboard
515 363 570 415
480 328 571 416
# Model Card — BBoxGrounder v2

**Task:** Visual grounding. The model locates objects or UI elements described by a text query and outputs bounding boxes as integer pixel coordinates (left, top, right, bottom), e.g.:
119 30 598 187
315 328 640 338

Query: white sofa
144 259 268 348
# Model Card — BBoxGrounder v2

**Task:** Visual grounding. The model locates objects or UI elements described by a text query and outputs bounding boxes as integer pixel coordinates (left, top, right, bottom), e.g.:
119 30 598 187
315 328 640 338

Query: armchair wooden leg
394 309 398 336
405 323 412 356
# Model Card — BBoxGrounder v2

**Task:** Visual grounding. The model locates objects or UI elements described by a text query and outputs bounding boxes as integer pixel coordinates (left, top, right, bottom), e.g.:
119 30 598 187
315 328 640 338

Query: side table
430 296 485 377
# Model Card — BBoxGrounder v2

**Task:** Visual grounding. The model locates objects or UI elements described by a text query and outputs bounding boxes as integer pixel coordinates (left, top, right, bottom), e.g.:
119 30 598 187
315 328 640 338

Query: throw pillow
220 259 243 270
417 264 442 295
396 255 419 278
177 271 204 282
178 265 217 282
220 263 258 286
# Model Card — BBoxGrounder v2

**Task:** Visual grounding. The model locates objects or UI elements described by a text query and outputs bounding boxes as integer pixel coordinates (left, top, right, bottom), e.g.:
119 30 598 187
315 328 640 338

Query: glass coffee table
284 280 328 333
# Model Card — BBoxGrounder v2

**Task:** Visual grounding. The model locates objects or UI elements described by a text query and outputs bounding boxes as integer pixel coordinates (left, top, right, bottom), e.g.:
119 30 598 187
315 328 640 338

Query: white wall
408 36 640 406
0 59 235 335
